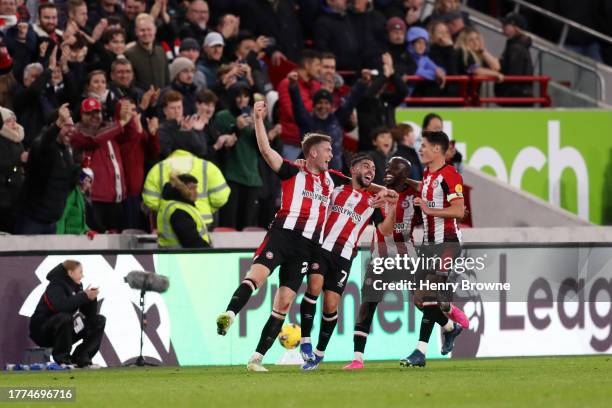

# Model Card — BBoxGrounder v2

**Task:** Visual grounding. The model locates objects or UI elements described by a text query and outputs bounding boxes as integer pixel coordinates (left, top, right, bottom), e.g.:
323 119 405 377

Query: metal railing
468 13 606 102
507 0 612 49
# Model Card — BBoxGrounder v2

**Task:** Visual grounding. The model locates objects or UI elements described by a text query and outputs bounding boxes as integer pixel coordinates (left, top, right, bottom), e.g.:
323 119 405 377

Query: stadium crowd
0 0 532 237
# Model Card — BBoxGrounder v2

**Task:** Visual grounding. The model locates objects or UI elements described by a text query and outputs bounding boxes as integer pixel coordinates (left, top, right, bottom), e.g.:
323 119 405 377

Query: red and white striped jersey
321 185 376 260
272 160 348 243
421 164 463 244
371 188 421 258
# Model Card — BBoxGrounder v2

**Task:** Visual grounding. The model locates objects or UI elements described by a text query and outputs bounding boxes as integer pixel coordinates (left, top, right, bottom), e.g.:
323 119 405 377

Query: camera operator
29 260 105 368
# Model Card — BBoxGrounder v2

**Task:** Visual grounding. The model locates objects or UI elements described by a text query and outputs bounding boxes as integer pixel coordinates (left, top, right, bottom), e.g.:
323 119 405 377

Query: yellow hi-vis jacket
142 150 230 225
157 199 210 247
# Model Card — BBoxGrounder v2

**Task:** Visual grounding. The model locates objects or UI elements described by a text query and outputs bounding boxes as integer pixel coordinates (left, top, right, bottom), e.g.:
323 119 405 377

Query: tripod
125 289 158 367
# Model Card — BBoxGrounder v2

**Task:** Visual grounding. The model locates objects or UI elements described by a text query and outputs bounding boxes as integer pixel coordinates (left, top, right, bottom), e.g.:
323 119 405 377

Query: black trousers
92 201 124 232
31 313 106 366
219 181 259 230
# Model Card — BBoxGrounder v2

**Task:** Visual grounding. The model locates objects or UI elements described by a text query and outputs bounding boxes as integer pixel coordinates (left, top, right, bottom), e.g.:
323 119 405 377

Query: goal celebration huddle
216 100 469 371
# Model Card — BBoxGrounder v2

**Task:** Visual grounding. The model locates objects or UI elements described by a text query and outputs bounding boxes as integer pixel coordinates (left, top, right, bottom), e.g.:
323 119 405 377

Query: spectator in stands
29 260 105 368
125 13 170 90
142 148 230 228
233 32 274 97
198 32 224 89
288 69 369 170
356 53 408 152
34 3 62 59
455 27 503 79
425 0 469 27
178 38 208 90
423 111 443 131
277 50 321 160
4 12 38 81
0 0 17 21
406 26 447 97
217 13 240 60
70 98 137 232
368 126 395 184
384 17 417 77
348 0 387 68
121 0 146 43
120 112 160 230
239 0 303 63
384 0 425 28
108 58 151 114
319 52 350 108
179 0 210 46
195 88 236 165
13 62 47 148
314 0 362 71
441 10 465 41
214 83 263 230
16 104 80 234
164 56 199 115
445 139 463 173
495 13 534 101
158 90 207 159
84 70 115 120
87 0 123 32
0 107 26 233
91 27 126 75
392 123 423 180
428 20 459 88
0 39 17 111
157 173 210 248
66 1 90 37
56 167 98 235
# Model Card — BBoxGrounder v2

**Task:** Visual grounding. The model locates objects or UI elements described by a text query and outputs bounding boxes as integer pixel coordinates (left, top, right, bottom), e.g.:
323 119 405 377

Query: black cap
501 13 527 30
313 89 333 104
179 38 200 52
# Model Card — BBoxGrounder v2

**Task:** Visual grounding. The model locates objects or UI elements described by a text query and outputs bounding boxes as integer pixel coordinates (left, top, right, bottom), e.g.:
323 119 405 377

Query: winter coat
160 81 198 116
29 263 98 342
289 80 367 170
239 0 304 62
124 43 170 90
119 120 160 197
496 34 534 98
0 119 25 209
56 188 89 235
158 120 207 160
357 72 408 151
314 7 362 71
277 76 321 147
71 122 131 203
19 124 80 223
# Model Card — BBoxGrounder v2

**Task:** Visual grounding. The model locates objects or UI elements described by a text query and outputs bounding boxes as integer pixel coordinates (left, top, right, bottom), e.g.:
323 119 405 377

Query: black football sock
354 302 378 353
255 310 286 355
300 292 318 339
418 307 436 344
431 306 450 328
316 311 338 354
226 278 257 315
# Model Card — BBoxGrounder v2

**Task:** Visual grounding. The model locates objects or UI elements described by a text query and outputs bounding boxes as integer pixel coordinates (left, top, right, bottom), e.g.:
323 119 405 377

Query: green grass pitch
2 356 610 407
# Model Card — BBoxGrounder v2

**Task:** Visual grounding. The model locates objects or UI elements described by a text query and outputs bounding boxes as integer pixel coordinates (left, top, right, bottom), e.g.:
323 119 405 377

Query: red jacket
71 121 133 203
119 118 160 197
277 76 321 147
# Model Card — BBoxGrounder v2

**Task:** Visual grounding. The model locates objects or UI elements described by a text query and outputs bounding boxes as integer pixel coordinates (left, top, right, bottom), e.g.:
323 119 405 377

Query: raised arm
253 100 283 172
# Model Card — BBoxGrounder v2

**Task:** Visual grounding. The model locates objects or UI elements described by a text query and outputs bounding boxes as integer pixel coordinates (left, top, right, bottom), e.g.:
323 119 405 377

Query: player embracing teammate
399 130 469 367
216 101 389 371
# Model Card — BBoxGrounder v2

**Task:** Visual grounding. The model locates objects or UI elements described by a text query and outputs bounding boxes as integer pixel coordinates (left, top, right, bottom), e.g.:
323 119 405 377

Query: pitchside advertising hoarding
395 109 612 224
1 247 610 368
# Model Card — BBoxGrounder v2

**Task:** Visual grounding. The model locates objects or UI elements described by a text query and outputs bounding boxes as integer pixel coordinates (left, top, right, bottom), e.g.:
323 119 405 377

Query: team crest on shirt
401 197 411 208
266 251 274 260
432 180 440 188
311 263 320 270
323 178 330 186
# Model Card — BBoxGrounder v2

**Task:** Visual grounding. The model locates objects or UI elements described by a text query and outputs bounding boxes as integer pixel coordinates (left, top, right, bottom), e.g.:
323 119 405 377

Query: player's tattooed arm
414 197 465 219
253 101 283 172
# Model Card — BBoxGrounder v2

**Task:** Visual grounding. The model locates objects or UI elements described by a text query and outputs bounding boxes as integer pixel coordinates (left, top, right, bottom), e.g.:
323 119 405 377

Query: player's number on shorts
339 270 348 285
301 262 308 274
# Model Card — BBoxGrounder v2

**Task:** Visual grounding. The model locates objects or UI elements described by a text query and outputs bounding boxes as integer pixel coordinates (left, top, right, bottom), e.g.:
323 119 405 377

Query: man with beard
299 153 399 370
343 156 421 369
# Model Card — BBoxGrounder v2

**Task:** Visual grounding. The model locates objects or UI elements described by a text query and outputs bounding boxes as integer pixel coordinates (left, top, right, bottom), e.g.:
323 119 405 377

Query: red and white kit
273 160 348 244
371 187 421 258
320 185 376 260
421 164 463 244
